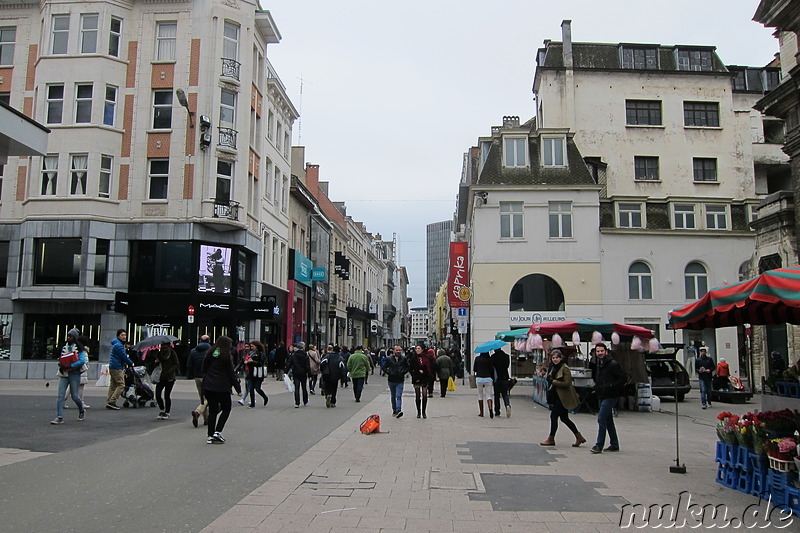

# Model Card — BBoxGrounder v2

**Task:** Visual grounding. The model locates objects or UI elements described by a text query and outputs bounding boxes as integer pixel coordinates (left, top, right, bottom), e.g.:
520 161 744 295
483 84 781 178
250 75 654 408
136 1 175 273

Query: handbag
150 365 162 383
469 373 477 389
546 384 558 405
359 414 381 434
254 366 265 378
59 351 79 370
447 376 457 392
283 373 294 393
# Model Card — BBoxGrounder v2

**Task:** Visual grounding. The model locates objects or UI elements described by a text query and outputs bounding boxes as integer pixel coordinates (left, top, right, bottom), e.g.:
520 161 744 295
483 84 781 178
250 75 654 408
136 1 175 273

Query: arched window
628 261 652 300
684 262 707 300
509 274 565 311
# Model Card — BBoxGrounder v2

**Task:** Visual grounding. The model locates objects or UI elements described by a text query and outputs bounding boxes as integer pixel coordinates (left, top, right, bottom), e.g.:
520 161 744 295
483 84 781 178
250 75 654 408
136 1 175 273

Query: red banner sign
448 241 469 308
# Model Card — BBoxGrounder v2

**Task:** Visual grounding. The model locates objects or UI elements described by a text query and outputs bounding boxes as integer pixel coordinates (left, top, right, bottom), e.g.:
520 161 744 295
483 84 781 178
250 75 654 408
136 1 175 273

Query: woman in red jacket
409 344 433 418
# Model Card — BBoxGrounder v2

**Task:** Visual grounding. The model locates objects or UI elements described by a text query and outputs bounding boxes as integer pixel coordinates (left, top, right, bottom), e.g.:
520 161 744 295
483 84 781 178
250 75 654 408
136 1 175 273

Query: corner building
0 0 296 376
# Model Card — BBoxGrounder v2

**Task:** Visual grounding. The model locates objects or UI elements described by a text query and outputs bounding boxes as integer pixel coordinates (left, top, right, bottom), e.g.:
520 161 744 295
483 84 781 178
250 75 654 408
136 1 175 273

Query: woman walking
540 349 586 447
202 335 242 444
435 349 454 398
473 351 494 418
51 328 87 424
236 342 253 406
154 341 179 420
409 344 433 418
248 341 269 407
307 344 320 395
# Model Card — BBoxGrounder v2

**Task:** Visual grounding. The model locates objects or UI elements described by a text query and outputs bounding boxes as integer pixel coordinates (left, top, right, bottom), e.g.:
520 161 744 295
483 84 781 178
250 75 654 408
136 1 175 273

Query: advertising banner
447 241 469 308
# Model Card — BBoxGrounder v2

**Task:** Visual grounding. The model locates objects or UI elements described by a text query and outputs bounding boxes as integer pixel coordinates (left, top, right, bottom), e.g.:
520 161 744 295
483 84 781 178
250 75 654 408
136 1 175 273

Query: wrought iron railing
213 200 240 220
218 127 237 149
221 58 240 80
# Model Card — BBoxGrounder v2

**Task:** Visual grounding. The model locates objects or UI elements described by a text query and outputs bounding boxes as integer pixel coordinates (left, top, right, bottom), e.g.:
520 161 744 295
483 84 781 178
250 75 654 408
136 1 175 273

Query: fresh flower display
766 437 797 461
715 409 800 455
715 411 739 445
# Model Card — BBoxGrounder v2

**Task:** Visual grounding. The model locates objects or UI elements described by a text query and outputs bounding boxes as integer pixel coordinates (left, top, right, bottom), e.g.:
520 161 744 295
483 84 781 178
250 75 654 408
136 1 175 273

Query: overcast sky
264 1 779 307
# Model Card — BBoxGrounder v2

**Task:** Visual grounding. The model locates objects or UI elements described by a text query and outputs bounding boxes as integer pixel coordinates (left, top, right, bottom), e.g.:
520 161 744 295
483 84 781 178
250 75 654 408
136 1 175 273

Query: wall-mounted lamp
199 133 212 150
476 191 488 205
175 88 195 128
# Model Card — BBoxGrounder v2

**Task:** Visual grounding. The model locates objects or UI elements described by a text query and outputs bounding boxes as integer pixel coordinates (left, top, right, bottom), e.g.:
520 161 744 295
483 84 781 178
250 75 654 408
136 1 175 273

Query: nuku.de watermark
619 491 795 529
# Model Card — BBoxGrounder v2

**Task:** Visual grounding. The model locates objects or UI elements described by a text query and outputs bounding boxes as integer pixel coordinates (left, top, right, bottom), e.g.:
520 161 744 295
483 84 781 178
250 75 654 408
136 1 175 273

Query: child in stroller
123 366 156 408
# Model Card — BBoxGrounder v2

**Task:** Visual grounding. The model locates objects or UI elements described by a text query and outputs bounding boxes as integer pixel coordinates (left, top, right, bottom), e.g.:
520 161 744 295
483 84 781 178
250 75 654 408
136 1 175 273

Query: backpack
321 353 342 377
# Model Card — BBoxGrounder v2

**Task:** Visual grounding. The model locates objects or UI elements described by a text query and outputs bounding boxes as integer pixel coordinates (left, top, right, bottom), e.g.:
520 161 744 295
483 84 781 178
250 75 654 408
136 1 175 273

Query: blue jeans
699 379 711 406
389 381 404 413
595 398 618 449
57 371 84 418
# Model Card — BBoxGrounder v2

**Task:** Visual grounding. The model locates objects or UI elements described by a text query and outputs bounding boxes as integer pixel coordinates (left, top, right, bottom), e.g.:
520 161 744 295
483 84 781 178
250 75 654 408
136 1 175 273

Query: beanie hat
67 328 81 339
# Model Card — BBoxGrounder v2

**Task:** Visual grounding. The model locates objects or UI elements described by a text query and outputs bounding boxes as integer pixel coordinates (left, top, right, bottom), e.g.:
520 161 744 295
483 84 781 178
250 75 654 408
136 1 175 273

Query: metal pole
670 327 687 474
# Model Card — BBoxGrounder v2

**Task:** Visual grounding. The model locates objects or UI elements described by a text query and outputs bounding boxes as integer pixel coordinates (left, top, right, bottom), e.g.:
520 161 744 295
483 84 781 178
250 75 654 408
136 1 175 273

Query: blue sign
292 250 313 287
311 267 327 281
457 308 467 316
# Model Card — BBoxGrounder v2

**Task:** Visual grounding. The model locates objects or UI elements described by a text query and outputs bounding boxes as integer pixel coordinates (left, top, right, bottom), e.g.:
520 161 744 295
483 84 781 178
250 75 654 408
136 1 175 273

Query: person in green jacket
346 346 372 402
435 349 454 398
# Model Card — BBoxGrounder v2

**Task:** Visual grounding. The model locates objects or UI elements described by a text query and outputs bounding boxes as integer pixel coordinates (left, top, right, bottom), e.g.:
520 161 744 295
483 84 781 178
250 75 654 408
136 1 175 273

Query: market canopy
527 319 655 340
668 266 800 330
494 329 529 341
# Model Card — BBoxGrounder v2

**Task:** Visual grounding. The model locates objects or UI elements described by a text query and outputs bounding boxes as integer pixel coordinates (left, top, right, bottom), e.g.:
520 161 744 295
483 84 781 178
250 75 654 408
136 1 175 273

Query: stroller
122 366 157 408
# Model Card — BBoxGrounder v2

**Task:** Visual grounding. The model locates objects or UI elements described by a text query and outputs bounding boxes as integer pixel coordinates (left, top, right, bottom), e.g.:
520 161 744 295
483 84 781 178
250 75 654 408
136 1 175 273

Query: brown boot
572 432 587 447
478 400 484 417
540 435 556 446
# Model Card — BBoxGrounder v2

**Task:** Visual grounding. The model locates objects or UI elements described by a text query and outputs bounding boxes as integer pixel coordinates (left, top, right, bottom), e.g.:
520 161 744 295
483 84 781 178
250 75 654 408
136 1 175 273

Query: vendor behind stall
713 358 730 390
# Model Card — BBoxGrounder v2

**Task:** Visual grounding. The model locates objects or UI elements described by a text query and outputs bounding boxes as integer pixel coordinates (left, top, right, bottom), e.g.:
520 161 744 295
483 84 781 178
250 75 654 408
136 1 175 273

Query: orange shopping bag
359 414 381 434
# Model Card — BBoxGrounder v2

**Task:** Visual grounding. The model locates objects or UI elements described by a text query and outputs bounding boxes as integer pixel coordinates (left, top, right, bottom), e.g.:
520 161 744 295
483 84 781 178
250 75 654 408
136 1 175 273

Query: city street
0 377 382 533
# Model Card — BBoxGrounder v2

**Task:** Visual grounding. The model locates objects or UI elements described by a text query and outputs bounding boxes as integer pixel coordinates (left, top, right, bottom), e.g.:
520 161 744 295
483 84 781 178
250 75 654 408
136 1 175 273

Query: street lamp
175 88 195 128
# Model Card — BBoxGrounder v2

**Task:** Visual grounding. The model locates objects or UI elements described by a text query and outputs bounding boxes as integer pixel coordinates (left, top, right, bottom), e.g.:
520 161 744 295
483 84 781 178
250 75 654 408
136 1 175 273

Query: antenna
296 74 313 143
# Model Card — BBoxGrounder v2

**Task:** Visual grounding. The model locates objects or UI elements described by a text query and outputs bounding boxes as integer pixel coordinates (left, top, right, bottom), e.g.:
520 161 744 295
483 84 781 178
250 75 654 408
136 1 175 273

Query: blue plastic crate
737 468 753 493
787 487 800 513
724 466 740 489
715 441 726 464
736 447 751 471
725 444 738 467
716 464 727 485
768 469 798 490
751 467 769 497
770 487 789 507
749 452 767 471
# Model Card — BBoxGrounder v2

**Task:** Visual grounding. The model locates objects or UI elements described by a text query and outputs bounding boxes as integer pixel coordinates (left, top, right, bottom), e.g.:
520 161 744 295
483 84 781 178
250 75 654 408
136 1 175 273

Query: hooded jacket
109 337 133 370
201 348 241 394
186 342 211 379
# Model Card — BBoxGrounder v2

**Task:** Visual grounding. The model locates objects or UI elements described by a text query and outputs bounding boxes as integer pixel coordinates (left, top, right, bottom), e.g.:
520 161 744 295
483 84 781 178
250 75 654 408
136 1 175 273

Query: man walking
385 345 408 417
106 329 133 410
320 345 345 408
187 335 212 427
590 343 626 454
346 346 372 402
696 346 715 409
286 342 310 407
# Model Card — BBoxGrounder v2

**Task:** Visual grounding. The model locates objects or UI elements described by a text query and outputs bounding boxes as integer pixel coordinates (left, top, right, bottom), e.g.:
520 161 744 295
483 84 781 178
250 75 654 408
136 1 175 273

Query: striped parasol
668 266 800 330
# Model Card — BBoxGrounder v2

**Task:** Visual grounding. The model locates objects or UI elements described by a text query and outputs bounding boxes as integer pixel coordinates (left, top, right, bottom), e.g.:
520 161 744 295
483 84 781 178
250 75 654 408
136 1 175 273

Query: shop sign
291 250 313 287
509 311 567 326
146 323 171 336
347 318 353 336
311 267 327 281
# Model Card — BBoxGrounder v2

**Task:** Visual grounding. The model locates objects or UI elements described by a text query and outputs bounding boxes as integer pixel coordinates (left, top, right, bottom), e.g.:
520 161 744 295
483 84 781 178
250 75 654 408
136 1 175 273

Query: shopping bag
469 373 477 389
150 365 162 383
254 366 265 378
447 376 456 392
59 350 79 370
283 373 294 393
359 414 381 434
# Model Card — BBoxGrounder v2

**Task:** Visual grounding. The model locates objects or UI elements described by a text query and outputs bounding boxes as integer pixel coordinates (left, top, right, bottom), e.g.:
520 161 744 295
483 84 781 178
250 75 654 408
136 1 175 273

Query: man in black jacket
286 341 311 407
590 343 625 454
187 335 211 428
384 345 409 418
320 345 345 408
491 348 512 418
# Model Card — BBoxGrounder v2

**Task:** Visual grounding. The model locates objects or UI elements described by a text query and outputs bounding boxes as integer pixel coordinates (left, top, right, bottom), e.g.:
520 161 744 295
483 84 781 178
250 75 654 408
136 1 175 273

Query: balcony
218 128 237 149
221 58 240 81
213 200 240 220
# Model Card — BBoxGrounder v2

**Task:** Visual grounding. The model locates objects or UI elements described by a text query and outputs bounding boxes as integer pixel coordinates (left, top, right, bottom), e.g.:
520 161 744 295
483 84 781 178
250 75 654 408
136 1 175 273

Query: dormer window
503 137 528 168
541 136 566 167
621 46 657 70
676 49 713 71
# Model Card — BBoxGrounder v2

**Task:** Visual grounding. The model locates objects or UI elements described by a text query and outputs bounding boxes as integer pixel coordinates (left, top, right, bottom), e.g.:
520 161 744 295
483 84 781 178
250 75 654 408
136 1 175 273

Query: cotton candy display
611 332 620 346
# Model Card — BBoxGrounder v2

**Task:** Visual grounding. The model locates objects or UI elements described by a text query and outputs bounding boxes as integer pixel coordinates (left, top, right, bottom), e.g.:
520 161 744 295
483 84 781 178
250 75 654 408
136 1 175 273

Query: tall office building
426 220 452 309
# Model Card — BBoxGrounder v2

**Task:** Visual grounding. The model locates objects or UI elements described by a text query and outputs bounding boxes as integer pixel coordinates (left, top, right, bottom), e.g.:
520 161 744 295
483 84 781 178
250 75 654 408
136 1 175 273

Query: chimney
306 164 320 195
561 19 573 69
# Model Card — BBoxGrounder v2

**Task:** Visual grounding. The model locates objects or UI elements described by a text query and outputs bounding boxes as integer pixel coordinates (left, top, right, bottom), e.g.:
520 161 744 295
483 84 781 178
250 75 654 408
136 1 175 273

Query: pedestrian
435 349 453 398
426 348 437 397
201 335 242 444
491 348 512 417
154 342 179 420
188 334 212 428
63 334 91 409
539 349 586 447
236 342 253 406
714 357 730 390
320 345 345 408
409 344 434 418
307 344 320 395
340 346 351 388
385 345 409 417
51 328 87 424
274 342 288 381
346 346 372 402
473 351 494 418
590 343 625 453
379 348 388 377
451 349 463 379
286 341 310 407
247 341 269 407
696 346 715 409
770 350 787 379
268 343 277 378
105 328 132 410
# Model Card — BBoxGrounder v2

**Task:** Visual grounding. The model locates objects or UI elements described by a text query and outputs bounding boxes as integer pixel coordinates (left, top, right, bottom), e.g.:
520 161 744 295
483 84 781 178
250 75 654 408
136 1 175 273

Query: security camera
199 115 211 131
200 133 212 150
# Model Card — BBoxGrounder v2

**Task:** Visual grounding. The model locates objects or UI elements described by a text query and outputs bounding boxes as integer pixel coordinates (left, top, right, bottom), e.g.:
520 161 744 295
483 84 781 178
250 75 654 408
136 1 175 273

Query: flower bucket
769 456 795 473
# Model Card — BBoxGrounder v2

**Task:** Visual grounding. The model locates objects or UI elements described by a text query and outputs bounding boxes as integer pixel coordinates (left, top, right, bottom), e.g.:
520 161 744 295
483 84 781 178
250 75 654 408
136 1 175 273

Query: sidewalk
202 382 773 532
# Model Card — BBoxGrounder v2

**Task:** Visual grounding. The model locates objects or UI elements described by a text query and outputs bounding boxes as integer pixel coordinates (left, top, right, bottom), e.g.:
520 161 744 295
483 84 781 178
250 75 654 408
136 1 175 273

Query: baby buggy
122 366 156 408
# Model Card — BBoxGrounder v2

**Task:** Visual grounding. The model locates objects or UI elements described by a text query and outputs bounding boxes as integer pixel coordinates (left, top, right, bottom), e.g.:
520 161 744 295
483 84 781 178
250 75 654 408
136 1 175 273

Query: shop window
129 240 192 292
94 239 109 286
509 273 565 312
0 241 9 287
23 314 100 360
34 238 81 285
